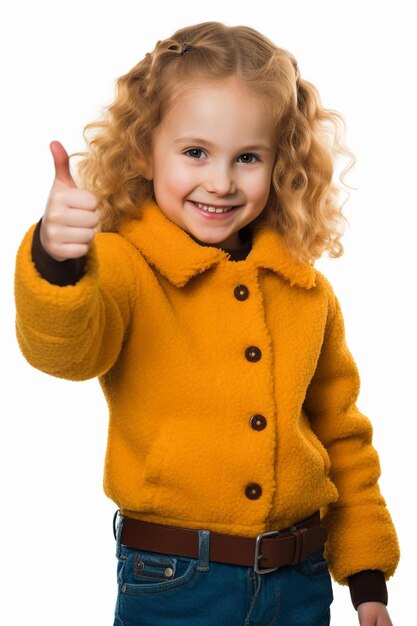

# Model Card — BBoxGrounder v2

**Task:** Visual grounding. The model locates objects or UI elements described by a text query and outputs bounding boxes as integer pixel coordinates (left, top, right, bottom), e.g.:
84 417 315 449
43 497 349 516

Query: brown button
245 483 262 500
245 346 262 362
234 284 249 301
250 414 267 431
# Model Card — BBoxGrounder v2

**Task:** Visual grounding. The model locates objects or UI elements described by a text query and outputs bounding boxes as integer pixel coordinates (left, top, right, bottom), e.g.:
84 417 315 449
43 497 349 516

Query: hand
40 140 99 261
357 602 393 625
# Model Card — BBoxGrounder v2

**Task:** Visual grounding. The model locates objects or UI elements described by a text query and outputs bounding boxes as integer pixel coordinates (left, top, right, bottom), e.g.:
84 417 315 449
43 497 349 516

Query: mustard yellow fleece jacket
14 200 400 586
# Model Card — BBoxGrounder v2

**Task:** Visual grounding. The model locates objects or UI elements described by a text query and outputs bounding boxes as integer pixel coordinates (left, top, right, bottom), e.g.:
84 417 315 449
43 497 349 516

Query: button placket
232 274 266 505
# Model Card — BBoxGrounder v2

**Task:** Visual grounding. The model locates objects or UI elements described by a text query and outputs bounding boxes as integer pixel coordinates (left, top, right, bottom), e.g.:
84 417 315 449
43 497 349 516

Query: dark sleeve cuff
348 569 388 610
31 218 87 286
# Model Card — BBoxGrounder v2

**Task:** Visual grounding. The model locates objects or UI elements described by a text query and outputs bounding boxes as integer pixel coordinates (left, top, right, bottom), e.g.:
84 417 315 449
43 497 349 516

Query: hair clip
180 43 192 55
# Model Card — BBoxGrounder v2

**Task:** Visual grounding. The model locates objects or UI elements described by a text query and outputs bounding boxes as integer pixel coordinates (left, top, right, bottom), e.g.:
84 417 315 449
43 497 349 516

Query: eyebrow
174 137 273 152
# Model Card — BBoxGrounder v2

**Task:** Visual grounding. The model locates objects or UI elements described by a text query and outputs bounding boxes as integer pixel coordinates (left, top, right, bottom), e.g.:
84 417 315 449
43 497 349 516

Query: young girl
14 21 399 626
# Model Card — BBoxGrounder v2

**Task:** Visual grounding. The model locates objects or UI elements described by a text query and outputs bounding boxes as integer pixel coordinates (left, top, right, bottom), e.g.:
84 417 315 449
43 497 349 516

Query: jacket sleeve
14 221 137 381
302 276 400 587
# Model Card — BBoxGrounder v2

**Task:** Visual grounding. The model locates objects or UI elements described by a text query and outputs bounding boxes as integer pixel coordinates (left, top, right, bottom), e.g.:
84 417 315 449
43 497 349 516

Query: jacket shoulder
94 230 150 271
94 230 138 259
312 268 338 316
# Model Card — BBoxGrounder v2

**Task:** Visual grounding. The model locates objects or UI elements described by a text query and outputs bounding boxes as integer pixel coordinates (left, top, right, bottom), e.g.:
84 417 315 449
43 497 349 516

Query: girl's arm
302 276 400 601
14 138 137 381
14 220 137 381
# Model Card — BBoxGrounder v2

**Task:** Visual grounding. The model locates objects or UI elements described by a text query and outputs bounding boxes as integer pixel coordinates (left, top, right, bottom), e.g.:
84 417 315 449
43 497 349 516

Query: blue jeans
113 515 333 625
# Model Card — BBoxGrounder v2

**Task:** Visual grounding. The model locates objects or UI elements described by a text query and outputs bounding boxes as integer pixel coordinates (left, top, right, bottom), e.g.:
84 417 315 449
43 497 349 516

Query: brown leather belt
118 510 327 574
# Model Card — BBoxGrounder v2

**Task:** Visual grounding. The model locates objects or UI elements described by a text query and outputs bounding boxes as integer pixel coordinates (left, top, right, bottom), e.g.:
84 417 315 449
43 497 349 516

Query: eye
238 153 259 164
184 148 206 159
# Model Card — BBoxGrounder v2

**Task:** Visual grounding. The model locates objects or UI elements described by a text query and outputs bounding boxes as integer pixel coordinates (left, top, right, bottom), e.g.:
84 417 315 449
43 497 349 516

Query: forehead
156 77 275 145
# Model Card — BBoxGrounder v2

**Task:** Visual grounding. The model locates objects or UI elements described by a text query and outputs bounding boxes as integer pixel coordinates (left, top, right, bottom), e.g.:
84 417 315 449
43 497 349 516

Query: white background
3 1 416 624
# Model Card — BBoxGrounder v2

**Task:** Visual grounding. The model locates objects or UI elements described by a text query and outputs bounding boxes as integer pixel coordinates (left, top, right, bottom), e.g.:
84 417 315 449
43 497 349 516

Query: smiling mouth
191 201 238 214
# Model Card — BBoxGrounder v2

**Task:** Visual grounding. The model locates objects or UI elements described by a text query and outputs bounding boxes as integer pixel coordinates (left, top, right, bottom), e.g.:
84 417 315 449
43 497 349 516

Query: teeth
194 202 234 214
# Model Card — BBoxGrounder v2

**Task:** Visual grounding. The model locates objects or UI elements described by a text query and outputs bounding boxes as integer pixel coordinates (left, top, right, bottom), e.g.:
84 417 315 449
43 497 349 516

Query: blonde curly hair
70 21 355 264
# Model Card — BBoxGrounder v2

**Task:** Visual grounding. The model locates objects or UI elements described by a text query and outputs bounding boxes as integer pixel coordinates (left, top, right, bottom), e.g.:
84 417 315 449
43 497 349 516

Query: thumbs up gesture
39 141 99 261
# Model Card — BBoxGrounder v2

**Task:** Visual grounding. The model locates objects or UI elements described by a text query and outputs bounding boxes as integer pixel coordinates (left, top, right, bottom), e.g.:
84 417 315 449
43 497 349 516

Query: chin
196 232 230 245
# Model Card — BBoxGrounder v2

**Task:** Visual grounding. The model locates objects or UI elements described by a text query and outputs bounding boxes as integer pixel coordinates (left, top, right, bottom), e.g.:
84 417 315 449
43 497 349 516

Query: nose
204 163 237 195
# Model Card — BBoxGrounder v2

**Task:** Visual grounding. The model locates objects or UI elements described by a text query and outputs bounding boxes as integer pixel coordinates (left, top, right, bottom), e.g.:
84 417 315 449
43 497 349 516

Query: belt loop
196 530 211 572
113 509 123 559
289 527 308 565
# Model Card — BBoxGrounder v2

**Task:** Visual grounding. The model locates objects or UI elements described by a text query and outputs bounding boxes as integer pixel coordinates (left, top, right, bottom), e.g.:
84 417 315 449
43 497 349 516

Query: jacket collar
118 201 316 289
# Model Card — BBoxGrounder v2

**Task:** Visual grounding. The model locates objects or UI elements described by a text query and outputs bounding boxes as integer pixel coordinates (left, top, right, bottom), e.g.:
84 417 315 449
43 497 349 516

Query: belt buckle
254 529 280 574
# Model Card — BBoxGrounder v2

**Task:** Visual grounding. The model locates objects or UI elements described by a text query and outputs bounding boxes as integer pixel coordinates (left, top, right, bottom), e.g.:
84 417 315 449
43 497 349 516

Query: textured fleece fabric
14 200 400 588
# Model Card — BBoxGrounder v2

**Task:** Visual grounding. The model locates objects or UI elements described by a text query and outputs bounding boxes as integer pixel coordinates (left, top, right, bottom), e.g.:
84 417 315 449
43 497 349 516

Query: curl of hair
69 21 355 263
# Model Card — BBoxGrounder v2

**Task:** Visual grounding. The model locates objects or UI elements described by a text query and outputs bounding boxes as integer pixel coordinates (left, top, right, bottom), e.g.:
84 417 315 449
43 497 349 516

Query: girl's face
146 76 276 249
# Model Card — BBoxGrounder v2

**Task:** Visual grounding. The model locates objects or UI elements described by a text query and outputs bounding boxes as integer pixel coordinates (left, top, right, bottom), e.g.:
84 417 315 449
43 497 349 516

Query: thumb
49 140 77 187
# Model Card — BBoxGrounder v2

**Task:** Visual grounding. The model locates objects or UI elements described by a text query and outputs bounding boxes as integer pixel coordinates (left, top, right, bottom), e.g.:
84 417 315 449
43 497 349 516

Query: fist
40 141 99 261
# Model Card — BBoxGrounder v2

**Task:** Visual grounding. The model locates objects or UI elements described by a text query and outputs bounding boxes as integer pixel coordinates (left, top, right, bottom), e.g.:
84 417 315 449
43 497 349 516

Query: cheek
246 172 273 201
158 165 195 197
